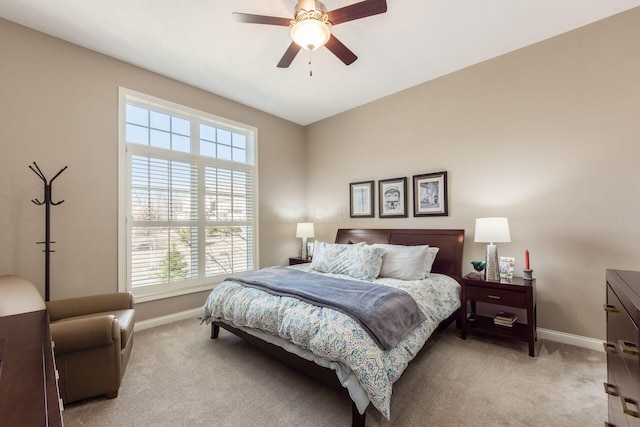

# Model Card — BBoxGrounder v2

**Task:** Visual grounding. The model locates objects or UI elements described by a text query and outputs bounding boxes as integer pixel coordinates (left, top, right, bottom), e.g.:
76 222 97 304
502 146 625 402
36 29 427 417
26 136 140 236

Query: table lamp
296 222 315 260
474 217 511 281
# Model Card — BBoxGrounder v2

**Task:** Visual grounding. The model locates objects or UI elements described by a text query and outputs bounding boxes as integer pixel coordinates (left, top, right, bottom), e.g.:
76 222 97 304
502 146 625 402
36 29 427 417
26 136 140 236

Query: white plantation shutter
130 156 199 287
204 167 254 276
119 88 257 300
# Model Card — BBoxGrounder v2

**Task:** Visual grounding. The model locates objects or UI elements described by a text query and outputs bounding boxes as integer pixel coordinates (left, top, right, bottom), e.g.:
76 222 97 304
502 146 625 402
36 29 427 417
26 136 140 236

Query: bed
201 228 464 426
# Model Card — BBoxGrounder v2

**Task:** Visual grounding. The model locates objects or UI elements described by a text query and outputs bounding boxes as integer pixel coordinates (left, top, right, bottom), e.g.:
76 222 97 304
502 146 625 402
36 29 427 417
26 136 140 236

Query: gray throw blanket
227 267 427 351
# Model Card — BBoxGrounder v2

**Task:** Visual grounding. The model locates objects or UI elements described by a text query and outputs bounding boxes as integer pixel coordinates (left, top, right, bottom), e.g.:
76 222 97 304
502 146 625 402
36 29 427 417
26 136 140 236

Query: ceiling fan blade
232 12 291 26
325 34 358 66
328 0 387 25
277 42 302 68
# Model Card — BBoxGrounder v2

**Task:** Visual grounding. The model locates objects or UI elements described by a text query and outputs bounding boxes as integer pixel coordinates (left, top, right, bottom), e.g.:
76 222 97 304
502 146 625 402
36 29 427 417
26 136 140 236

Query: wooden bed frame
211 228 465 427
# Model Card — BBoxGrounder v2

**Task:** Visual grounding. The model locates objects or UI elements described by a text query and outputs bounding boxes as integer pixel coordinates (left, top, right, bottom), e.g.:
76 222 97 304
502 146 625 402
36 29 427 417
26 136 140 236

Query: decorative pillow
373 244 430 280
311 242 385 281
312 241 327 264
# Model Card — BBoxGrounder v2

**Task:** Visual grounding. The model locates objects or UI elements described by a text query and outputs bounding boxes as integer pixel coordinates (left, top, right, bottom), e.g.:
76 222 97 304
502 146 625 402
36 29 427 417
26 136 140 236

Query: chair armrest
47 292 134 321
50 315 119 353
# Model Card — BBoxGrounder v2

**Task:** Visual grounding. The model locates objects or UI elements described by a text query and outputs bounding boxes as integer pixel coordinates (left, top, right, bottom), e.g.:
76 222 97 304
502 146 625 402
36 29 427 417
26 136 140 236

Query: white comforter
201 265 460 419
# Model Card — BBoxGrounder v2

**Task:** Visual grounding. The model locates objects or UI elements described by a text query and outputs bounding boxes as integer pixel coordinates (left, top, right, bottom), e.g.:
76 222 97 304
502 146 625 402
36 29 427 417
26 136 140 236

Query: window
118 88 258 301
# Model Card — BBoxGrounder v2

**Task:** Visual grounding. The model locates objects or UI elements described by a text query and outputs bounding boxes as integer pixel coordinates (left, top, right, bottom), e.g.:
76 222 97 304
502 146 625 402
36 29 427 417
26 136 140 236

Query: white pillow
373 244 429 280
424 247 439 278
372 244 440 279
310 242 385 281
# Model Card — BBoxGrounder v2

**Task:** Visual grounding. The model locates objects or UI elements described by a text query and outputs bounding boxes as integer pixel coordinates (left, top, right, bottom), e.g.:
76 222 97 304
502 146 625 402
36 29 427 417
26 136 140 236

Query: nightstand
461 273 537 357
288 257 311 266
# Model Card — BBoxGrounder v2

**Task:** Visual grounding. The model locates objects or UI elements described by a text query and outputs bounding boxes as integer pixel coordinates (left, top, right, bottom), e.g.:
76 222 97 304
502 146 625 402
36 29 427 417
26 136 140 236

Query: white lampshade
290 19 330 51
296 223 315 239
474 217 511 244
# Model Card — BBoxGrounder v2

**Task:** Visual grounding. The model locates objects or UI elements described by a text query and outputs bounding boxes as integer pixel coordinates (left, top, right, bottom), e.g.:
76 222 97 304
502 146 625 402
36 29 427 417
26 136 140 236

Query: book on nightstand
494 311 518 327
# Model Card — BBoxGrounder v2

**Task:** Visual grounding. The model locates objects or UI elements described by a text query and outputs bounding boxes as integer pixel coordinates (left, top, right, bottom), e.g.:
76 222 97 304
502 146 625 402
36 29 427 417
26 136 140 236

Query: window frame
118 87 259 302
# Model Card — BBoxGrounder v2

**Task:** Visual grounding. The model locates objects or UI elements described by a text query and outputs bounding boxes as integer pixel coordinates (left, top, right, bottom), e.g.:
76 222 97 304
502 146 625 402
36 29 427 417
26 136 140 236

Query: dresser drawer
606 270 640 427
465 285 527 308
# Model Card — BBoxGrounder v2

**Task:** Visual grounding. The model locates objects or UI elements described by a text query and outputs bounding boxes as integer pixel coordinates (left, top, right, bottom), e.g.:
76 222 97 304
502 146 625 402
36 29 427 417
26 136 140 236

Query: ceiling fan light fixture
233 0 388 68
290 7 331 51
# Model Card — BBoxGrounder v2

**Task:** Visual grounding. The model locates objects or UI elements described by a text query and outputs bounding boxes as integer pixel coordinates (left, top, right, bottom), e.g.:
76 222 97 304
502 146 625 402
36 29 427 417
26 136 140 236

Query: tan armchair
46 292 135 403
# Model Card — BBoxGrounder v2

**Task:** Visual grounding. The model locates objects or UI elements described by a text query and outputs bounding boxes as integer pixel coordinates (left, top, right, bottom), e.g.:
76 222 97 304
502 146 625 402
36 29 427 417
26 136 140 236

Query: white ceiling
2 1 640 125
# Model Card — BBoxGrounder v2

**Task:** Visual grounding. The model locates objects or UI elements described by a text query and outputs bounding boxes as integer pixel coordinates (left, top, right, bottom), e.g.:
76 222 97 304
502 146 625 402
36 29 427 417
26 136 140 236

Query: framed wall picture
413 171 448 216
350 180 374 218
379 177 407 218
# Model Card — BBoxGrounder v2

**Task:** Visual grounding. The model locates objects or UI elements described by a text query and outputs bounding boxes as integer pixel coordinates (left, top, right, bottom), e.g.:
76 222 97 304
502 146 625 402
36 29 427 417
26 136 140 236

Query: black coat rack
29 162 67 301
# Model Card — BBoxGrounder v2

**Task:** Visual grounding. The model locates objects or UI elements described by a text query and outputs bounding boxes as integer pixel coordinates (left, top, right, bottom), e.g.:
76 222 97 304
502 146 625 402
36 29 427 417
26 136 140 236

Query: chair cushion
113 309 135 349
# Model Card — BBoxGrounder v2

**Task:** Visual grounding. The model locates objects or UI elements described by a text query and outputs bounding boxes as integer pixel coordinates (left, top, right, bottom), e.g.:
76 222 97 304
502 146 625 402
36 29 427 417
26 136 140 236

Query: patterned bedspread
201 266 460 419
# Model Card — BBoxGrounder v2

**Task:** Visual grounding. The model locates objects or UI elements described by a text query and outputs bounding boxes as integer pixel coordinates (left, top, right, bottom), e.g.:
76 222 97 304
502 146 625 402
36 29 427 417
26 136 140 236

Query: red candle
525 250 530 270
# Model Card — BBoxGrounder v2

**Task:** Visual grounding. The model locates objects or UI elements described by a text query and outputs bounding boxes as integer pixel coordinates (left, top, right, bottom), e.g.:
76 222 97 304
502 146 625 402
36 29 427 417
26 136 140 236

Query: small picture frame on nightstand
307 242 314 259
499 257 514 280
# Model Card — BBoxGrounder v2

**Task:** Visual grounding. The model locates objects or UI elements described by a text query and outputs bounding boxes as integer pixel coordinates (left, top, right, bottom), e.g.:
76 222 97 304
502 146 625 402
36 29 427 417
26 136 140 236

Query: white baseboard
537 327 604 352
134 307 202 332
134 310 605 353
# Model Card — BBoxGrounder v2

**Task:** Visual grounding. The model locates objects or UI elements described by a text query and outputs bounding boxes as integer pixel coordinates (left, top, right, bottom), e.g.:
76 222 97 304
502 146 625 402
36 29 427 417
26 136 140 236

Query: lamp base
300 237 308 260
484 244 500 281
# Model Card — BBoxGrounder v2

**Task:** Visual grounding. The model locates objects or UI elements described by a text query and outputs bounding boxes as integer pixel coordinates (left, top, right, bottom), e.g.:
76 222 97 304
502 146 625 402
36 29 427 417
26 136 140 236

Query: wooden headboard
334 229 465 280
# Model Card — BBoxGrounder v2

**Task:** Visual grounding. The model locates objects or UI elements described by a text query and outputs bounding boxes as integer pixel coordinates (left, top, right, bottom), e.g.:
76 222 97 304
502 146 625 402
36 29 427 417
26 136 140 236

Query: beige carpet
63 318 607 426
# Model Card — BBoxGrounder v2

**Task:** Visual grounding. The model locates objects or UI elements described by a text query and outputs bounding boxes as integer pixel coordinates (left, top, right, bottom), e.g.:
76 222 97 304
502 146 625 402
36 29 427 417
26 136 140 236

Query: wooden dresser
605 269 640 427
0 310 64 426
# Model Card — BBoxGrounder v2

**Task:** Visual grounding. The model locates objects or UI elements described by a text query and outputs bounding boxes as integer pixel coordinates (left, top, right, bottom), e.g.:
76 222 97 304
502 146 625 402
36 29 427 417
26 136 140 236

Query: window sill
130 282 220 303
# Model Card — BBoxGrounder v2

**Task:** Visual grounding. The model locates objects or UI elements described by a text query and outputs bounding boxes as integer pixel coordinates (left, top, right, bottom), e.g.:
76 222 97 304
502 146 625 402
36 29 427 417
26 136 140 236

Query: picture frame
307 241 314 259
499 256 515 280
379 177 407 218
350 180 374 218
412 171 448 217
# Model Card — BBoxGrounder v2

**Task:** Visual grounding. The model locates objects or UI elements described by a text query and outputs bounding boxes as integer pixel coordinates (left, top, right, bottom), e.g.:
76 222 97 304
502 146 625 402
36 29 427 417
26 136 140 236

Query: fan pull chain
308 47 313 77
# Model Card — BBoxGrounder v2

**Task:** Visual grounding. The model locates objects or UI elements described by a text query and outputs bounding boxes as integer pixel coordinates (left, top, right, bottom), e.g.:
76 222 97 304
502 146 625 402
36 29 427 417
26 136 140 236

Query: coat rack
29 162 67 301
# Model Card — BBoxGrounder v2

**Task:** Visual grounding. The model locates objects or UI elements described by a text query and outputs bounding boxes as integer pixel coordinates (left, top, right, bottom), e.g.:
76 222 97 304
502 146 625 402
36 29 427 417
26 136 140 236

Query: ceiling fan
233 0 388 69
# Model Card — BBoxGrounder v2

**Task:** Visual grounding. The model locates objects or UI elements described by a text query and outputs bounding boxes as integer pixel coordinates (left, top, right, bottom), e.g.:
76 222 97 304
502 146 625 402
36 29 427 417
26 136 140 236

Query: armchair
46 292 135 403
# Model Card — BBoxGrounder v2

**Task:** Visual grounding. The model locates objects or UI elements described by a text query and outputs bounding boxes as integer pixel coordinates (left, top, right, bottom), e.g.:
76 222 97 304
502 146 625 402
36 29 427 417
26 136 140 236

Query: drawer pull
621 395 640 418
488 295 501 300
619 340 640 356
603 304 619 313
603 342 618 354
604 382 619 396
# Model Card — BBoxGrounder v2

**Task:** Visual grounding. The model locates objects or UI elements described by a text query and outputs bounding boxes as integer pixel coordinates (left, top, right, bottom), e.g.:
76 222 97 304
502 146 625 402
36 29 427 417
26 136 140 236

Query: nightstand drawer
465 286 527 308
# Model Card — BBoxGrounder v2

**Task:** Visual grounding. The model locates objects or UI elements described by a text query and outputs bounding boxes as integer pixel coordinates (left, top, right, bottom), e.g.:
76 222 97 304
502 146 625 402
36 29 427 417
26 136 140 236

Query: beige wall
0 18 306 321
305 8 640 340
